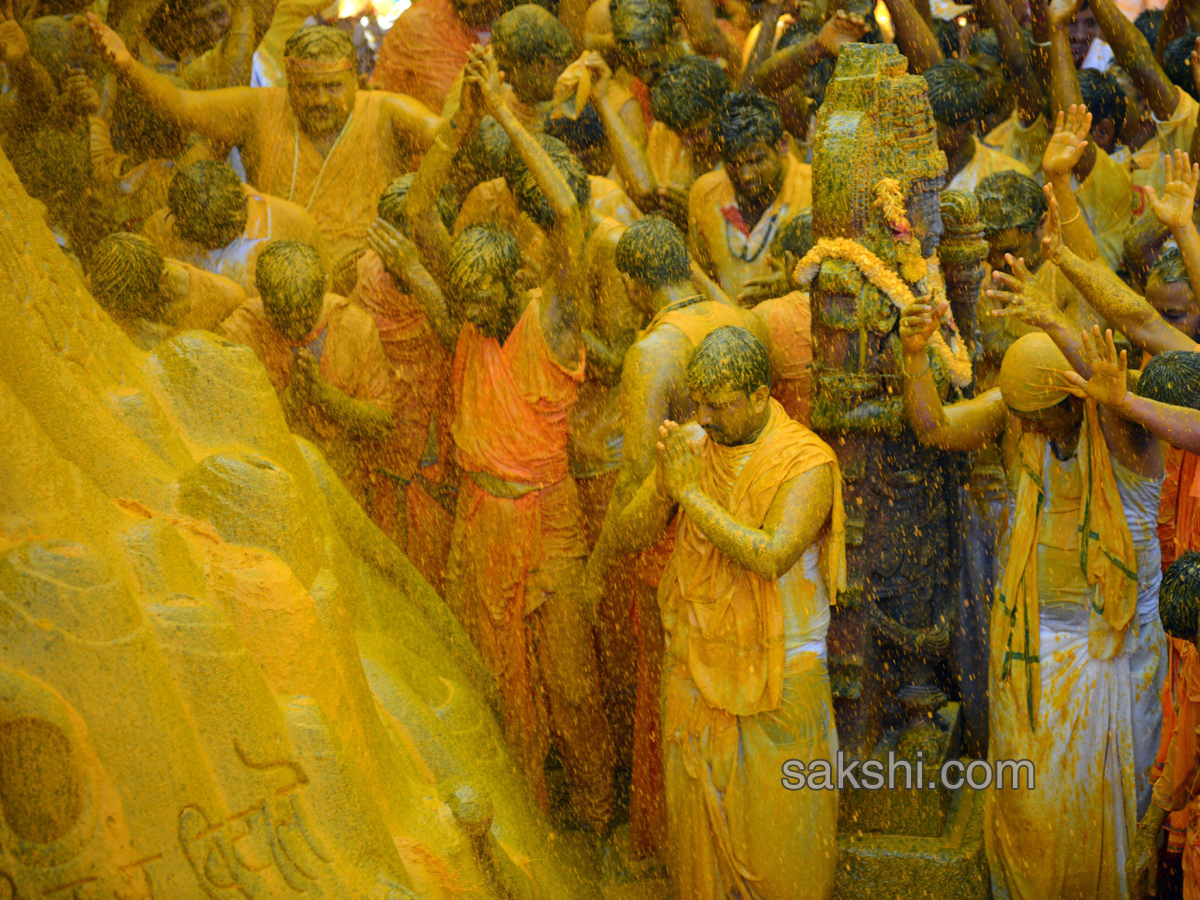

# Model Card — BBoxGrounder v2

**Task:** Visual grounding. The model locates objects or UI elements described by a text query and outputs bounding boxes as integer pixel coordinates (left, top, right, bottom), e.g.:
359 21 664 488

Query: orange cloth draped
446 297 611 825
996 399 1139 731
627 296 753 856
1155 447 1200 869
142 185 327 297
252 90 404 261
368 0 481 112
1160 446 1200 570
452 293 585 488
1156 639 1200 860
659 400 843 899
663 401 845 716
220 293 394 502
350 250 454 553
753 291 812 426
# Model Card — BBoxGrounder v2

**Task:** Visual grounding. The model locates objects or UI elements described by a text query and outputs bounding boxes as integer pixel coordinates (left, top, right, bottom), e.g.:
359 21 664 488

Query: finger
1105 327 1118 361
1006 254 1033 281
990 270 1023 290
1079 326 1097 362
1144 185 1160 209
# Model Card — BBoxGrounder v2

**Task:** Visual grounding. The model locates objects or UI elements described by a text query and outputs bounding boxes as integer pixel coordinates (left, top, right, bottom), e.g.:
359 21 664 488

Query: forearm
117 59 245 143
678 0 742 79
975 0 1044 118
491 98 576 219
1047 174 1102 259
675 484 788 579
1174 220 1200 295
402 115 465 270
741 3 781 89
312 384 393 440
1040 309 1092 377
591 468 673 571
903 351 1001 450
596 90 658 207
882 0 942 73
1157 0 1191 60
1113 393 1200 453
754 35 826 96
394 257 459 348
1056 246 1160 335
1091 0 1177 118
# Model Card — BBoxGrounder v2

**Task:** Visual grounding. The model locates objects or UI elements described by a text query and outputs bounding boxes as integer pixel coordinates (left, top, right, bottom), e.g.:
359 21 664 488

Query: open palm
1146 149 1199 231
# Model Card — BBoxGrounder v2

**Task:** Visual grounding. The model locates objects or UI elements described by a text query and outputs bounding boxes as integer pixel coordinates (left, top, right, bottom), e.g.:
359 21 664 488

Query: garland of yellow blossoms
792 238 973 388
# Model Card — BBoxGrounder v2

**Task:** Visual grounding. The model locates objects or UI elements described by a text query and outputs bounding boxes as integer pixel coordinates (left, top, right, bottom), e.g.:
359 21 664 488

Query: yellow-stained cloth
995 335 1139 731
658 400 844 899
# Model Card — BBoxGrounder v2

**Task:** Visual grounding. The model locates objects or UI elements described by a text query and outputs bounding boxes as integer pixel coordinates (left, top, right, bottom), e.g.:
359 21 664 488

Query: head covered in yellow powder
998 332 1074 413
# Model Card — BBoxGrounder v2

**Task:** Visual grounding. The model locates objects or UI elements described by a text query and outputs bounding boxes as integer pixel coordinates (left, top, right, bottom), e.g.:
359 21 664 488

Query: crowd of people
5 0 1200 892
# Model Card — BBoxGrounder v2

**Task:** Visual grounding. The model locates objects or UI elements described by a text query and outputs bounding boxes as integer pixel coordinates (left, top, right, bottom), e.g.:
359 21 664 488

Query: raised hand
61 68 100 116
464 44 505 113
1055 326 1129 408
367 218 420 281
987 253 1063 328
1048 0 1084 29
1145 149 1200 232
815 9 868 55
899 300 947 357
0 0 29 68
657 419 702 501
582 50 614 95
79 11 133 73
1041 105 1091 179
1039 183 1064 264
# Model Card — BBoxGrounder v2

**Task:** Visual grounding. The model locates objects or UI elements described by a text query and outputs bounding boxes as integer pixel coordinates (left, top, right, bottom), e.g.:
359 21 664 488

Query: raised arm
880 0 943 74
470 49 587 363
1044 0 1098 176
367 219 461 348
380 92 441 157
1147 150 1200 301
753 10 866 96
974 0 1045 122
401 54 486 280
81 13 258 147
900 301 1008 450
0 8 55 133
589 53 659 213
660 419 835 579
987 247 1092 375
677 0 742 81
1060 325 1200 453
1088 0 1179 119
1040 109 1101 256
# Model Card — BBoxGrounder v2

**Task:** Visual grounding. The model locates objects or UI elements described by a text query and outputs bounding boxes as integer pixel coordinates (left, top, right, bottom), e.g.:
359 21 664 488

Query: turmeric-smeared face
1147 279 1200 341
287 65 357 138
726 142 784 211
454 270 519 339
690 384 770 446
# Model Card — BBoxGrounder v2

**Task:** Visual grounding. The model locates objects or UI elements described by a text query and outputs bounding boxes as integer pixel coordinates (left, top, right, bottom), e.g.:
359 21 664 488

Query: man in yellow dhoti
901 297 1166 900
606 325 845 899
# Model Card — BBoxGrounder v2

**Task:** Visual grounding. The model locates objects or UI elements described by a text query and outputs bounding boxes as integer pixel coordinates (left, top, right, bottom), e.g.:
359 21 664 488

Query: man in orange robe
84 19 440 261
601 325 844 899
584 215 767 857
342 175 456 588
380 51 616 844
221 239 394 506
142 159 328 297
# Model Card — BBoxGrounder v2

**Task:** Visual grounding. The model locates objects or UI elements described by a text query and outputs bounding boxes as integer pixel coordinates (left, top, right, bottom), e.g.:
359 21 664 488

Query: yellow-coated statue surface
0 144 602 900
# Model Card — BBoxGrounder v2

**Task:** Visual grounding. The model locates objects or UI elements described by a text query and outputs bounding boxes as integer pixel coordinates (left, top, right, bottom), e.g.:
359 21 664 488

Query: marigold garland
793 237 973 388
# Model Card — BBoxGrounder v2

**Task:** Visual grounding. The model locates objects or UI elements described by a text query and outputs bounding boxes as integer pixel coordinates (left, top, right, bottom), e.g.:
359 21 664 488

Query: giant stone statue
797 43 988 759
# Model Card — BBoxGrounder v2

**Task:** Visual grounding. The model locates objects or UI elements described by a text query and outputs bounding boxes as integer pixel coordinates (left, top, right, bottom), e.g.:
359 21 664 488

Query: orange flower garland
793 237 973 388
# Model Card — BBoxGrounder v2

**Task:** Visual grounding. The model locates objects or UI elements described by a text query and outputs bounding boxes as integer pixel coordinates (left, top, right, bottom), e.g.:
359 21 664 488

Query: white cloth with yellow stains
986 446 1166 900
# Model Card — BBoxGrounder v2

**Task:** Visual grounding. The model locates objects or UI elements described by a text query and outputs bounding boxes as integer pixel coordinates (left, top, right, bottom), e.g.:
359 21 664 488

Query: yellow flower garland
793 237 973 388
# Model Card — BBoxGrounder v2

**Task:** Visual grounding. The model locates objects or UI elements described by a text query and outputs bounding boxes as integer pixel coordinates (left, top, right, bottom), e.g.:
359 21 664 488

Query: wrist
903 348 929 370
